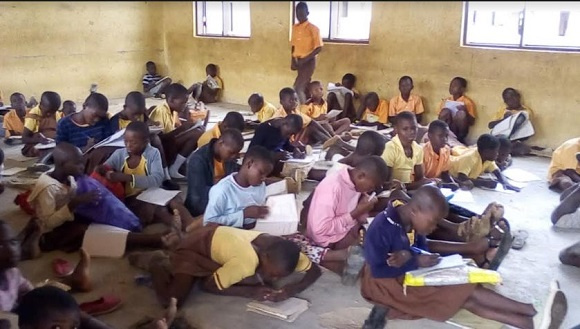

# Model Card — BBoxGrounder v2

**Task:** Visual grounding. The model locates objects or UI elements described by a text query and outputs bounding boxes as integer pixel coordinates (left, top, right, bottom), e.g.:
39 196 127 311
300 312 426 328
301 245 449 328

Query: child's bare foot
66 248 92 292
185 216 203 233
21 218 43 260
322 135 342 150
172 209 183 234
341 132 353 142
163 298 177 326
128 250 167 271
161 232 181 250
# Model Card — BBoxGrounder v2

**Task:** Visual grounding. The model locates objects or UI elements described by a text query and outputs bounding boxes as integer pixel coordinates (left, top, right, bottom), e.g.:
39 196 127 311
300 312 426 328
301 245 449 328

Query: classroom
1 1 579 329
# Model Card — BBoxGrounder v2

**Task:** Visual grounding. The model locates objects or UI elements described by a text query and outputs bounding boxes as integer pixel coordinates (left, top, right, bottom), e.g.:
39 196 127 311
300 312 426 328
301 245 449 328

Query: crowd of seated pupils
0 60 573 329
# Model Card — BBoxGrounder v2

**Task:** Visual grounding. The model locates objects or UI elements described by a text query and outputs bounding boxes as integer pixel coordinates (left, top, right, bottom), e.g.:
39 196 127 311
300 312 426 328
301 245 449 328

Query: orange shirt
273 106 311 128
3 109 26 137
300 100 327 119
389 93 424 116
438 95 477 118
361 99 389 124
423 142 451 179
291 21 323 59
213 159 225 183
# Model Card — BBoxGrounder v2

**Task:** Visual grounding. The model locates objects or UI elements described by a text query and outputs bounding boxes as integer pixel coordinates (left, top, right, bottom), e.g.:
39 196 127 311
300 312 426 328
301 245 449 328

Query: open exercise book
252 180 299 236
83 129 126 154
443 100 464 115
247 297 309 323
136 188 181 206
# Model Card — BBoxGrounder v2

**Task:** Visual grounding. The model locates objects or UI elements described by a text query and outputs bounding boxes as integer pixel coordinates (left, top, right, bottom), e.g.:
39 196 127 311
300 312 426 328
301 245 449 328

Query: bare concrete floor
1 100 579 328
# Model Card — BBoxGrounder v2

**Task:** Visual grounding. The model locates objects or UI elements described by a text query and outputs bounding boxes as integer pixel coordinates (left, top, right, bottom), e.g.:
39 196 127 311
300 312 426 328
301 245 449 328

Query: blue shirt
249 121 295 153
364 200 428 279
203 174 267 228
56 116 112 148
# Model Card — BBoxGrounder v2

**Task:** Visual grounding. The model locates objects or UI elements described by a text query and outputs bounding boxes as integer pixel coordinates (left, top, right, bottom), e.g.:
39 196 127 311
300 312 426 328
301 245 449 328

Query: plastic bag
404 259 502 288
74 176 142 232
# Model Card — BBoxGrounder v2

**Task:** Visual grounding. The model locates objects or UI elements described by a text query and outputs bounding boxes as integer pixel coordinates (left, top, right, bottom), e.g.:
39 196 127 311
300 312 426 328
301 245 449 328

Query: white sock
169 155 187 179
164 167 171 180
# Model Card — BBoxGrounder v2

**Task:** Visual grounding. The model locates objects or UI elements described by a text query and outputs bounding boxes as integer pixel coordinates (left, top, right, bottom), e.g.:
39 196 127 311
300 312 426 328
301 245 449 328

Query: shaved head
410 185 449 218
53 142 84 177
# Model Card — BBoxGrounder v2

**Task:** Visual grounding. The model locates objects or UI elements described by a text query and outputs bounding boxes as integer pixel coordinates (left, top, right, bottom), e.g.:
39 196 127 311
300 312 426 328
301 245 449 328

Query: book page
325 109 342 119
136 188 181 206
502 168 541 182
82 224 129 258
443 100 464 115
247 297 309 323
253 194 299 236
407 254 465 276
265 180 288 198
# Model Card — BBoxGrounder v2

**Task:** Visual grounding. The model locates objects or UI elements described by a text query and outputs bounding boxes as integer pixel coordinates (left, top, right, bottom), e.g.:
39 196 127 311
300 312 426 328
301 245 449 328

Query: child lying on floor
359 185 561 329
129 225 322 308
449 134 520 191
22 142 180 259
185 129 244 220
98 121 195 231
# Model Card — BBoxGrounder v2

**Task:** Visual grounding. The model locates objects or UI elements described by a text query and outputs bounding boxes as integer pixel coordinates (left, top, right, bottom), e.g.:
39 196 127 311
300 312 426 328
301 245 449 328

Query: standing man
291 2 324 104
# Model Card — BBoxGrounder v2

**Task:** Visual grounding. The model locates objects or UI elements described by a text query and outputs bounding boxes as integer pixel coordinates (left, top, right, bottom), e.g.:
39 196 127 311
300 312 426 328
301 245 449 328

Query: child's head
449 77 467 96
308 81 324 101
206 64 218 77
341 73 356 90
124 91 146 120
248 93 265 113
364 92 380 112
0 220 20 271
61 101 76 116
124 121 150 156
350 155 389 193
295 2 309 23
497 135 512 164
398 76 414 95
394 112 418 145
502 87 521 110
165 83 189 112
476 134 500 162
146 61 157 75
355 131 386 156
407 185 449 235
427 120 449 151
279 87 299 113
257 238 300 282
39 91 62 116
222 111 245 132
215 129 244 162
241 146 274 186
10 92 27 112
280 114 303 138
81 93 109 126
53 142 84 177
17 286 81 329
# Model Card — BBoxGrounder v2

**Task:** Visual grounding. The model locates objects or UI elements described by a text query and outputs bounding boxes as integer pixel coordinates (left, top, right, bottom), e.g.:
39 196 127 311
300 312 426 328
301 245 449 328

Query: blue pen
411 246 432 255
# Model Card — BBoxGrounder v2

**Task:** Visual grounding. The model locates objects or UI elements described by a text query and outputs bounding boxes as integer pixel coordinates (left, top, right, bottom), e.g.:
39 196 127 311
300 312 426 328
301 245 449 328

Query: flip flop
79 295 122 316
511 230 529 250
52 258 73 278
487 230 513 271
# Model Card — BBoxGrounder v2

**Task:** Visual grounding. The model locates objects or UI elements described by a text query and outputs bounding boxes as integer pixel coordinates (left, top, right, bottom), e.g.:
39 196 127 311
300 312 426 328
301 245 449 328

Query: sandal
480 230 513 271
511 230 529 250
52 258 73 278
79 295 122 316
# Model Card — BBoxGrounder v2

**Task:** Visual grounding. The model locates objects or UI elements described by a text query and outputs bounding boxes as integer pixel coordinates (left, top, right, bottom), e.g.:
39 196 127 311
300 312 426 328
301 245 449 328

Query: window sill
461 43 580 54
194 34 251 40
322 39 370 45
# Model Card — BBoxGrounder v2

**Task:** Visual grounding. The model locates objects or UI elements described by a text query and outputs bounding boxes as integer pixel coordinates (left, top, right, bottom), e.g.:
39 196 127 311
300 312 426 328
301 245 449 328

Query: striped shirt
56 116 113 148
142 73 162 87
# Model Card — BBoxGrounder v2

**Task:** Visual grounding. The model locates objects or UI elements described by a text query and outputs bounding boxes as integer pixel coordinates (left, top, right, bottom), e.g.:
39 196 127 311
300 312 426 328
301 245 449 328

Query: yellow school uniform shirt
119 114 145 130
257 102 277 123
149 101 175 134
548 137 580 179
291 20 323 59
198 124 222 148
493 104 533 121
23 106 43 133
122 155 147 197
210 226 311 290
438 95 477 118
450 148 498 179
3 109 26 137
382 135 424 183
388 94 424 116
362 99 389 124
300 100 328 119
273 107 311 128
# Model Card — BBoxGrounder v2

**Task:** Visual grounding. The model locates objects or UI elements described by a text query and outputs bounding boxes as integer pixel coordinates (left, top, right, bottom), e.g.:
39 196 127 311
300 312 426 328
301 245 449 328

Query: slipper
52 258 73 278
79 295 122 316
487 230 513 271
511 230 529 250
538 280 567 329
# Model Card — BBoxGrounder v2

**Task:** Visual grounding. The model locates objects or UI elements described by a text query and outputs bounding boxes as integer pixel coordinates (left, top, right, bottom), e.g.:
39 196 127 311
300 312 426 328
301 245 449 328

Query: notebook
252 194 299 236
247 297 309 323
84 129 126 154
406 254 465 276
81 224 129 258
443 100 464 115
136 188 181 206
325 109 342 119
265 180 288 198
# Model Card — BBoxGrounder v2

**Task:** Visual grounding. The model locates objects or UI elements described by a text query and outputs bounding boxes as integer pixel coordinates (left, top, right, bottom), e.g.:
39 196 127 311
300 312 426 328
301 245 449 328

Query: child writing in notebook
357 92 389 129
382 112 437 190
248 93 277 124
359 185 559 329
98 121 195 231
130 225 321 307
203 146 273 229
449 134 520 191
185 129 244 219
422 120 459 190
21 91 62 157
149 83 205 179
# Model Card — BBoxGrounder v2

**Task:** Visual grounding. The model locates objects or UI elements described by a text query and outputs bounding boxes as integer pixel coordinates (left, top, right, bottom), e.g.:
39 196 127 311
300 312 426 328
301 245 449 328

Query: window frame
194 1 251 39
291 1 372 44
461 1 580 53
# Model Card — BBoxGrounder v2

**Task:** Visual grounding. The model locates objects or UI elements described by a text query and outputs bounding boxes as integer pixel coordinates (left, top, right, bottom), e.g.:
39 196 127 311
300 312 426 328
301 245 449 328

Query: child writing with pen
21 91 62 157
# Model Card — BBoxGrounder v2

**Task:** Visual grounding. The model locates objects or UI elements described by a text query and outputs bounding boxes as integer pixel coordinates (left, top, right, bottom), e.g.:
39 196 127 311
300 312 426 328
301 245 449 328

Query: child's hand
106 171 129 183
503 182 521 192
72 190 101 206
243 206 270 219
425 178 442 187
417 254 441 268
459 180 474 190
95 165 108 176
352 194 378 218
265 288 291 302
457 105 467 113
480 180 498 189
290 58 298 71
292 149 306 159
254 286 279 301
86 137 96 148
386 250 412 267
